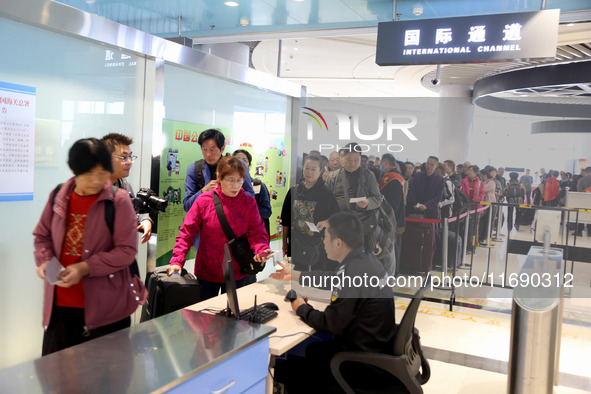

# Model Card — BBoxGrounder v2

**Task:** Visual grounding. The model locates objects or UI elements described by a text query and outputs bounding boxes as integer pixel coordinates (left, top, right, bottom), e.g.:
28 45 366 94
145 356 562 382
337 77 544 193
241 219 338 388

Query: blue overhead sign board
376 9 559 66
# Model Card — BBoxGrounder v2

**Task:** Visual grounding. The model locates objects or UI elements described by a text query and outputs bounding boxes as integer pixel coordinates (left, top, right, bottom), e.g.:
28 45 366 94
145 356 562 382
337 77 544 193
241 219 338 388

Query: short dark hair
343 142 361 156
468 165 479 173
68 138 113 175
381 153 396 166
303 154 322 166
444 159 455 169
100 133 133 153
326 212 363 250
198 128 225 150
509 171 519 180
361 154 369 160
427 156 439 163
216 156 246 180
233 149 252 165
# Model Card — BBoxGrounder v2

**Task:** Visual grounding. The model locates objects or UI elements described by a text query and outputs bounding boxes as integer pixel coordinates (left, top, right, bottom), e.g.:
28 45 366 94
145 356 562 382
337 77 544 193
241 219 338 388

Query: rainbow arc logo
302 107 328 132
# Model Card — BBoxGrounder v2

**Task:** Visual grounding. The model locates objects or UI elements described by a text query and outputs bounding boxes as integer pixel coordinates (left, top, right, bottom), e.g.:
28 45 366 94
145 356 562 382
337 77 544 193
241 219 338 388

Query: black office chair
330 276 431 394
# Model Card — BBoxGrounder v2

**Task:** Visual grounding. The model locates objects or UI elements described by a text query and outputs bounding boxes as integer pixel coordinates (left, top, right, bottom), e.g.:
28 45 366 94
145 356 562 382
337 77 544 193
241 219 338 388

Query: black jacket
297 248 396 353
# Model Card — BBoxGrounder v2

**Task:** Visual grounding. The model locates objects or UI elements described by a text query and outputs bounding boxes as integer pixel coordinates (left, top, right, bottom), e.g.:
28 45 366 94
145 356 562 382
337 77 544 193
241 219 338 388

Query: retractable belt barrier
401 199 590 311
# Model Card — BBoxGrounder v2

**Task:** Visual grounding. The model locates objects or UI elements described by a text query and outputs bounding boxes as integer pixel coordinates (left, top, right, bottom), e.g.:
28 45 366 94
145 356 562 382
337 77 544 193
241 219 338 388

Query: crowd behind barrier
33 133 591 356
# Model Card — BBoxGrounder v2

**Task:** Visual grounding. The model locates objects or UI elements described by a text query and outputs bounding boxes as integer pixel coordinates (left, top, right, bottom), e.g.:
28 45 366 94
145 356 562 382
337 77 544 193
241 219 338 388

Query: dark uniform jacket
297 247 396 353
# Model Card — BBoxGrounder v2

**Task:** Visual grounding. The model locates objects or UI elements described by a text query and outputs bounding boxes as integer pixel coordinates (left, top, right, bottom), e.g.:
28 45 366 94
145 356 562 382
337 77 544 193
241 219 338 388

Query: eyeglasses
222 178 245 186
113 155 137 163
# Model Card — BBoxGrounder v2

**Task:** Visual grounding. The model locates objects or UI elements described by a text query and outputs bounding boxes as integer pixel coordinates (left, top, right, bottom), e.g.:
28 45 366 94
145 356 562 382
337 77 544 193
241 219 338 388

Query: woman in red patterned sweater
34 138 146 355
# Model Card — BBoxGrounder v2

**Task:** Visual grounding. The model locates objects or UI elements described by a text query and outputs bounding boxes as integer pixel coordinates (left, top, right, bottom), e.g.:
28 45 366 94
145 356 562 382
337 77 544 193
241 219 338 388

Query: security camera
431 78 440 86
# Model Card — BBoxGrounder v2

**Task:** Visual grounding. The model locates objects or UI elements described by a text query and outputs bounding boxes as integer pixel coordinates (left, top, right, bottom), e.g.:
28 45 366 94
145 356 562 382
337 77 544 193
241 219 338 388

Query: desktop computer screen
222 243 240 319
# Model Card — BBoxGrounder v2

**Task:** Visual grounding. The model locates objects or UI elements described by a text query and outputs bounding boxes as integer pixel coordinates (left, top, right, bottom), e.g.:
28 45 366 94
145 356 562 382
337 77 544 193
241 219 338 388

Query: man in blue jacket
183 128 254 212
183 129 255 251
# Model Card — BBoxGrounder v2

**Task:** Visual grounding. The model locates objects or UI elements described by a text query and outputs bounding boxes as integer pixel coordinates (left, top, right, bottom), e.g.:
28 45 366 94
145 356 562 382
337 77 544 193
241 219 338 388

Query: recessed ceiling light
566 23 574 27
294 0 306 2
224 1 239 6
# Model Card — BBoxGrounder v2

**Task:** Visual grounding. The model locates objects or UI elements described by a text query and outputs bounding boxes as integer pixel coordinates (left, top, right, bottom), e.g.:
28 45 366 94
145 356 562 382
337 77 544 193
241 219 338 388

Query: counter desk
0 310 275 393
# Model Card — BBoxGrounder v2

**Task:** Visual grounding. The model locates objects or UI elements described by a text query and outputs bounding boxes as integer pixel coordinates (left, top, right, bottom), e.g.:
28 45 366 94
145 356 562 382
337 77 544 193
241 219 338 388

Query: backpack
340 169 397 273
51 183 140 277
451 187 469 217
193 159 206 191
507 183 524 204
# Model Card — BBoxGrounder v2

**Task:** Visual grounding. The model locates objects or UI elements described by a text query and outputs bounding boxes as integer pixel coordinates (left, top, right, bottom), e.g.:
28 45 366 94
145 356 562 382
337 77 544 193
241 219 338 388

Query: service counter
0 310 276 393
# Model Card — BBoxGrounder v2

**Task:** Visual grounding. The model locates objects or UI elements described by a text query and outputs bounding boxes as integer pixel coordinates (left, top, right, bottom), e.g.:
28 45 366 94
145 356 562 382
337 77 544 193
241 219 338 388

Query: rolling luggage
517 208 535 226
399 221 435 274
434 229 462 270
140 266 202 322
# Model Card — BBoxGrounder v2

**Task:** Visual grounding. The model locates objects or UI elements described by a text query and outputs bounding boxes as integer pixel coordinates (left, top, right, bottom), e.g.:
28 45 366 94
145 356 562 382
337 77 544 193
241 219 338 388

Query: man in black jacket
271 212 396 392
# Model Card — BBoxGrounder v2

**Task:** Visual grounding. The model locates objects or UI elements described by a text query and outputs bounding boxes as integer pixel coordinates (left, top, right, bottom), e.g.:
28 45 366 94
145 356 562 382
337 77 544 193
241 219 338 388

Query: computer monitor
221 243 240 319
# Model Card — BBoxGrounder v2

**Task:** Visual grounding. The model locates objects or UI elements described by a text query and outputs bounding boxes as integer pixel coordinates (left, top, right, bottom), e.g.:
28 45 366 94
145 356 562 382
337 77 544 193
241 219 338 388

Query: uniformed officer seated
271 212 398 392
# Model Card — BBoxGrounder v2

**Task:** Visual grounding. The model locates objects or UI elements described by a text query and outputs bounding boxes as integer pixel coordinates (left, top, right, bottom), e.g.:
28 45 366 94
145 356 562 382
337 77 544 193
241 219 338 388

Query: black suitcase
434 229 462 270
140 266 202 322
399 221 436 274
517 208 535 226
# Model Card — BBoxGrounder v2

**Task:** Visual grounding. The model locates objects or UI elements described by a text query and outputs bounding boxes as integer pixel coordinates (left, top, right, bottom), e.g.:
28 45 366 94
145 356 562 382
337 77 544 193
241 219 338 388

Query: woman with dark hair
280 154 339 271
233 149 272 235
168 156 272 300
33 138 146 355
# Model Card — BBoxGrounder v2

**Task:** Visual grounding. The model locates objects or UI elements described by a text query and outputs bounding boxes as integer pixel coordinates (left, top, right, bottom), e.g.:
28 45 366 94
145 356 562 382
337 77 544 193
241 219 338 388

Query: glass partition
0 17 146 368
155 64 291 266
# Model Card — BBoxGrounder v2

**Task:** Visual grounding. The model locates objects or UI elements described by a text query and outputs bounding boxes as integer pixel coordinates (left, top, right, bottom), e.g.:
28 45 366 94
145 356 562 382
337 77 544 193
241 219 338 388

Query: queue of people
32 130 591 365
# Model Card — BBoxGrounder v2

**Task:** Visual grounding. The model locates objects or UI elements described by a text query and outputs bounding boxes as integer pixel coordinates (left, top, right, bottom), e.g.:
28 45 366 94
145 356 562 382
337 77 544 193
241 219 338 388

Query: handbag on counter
213 192 265 275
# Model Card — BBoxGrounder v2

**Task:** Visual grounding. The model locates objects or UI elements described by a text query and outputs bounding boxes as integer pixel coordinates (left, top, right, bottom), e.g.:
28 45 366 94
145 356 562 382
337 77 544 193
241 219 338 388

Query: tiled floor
264 216 591 392
398 211 591 393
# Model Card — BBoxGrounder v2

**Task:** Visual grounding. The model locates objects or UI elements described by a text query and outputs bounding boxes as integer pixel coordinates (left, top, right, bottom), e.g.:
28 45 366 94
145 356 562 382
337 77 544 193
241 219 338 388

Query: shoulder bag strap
213 191 237 243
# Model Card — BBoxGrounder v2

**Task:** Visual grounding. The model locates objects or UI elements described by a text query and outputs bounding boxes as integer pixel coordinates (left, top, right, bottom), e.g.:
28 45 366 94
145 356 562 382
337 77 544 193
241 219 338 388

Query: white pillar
437 84 474 163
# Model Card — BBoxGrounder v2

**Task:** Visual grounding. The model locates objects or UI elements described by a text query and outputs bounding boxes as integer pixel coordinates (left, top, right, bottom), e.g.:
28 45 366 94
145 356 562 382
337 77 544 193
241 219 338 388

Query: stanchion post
495 202 503 240
461 211 470 267
442 217 449 277
487 205 493 248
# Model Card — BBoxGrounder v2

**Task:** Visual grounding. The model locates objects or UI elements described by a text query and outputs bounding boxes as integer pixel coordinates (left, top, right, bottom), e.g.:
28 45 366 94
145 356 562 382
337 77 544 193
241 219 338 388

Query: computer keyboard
239 306 278 324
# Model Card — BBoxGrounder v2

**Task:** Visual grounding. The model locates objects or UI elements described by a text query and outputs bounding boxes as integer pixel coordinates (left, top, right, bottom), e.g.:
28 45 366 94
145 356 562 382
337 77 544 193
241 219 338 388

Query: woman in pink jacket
33 138 147 356
168 156 271 300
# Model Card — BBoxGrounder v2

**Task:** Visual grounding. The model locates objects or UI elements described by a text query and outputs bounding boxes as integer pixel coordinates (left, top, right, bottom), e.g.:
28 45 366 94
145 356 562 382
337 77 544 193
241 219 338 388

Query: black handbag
213 192 265 275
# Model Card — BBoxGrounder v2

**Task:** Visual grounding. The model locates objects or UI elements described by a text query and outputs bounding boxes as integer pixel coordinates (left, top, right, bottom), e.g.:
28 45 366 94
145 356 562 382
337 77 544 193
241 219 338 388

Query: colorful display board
156 119 290 267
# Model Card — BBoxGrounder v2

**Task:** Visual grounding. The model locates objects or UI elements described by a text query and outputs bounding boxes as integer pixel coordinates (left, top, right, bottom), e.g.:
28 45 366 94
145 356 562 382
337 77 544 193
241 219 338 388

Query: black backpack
507 183 524 204
51 184 140 277
193 159 206 191
451 187 469 217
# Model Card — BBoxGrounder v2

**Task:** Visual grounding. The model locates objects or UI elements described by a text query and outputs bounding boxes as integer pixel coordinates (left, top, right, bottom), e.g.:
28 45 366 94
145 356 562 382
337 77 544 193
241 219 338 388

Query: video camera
131 188 168 215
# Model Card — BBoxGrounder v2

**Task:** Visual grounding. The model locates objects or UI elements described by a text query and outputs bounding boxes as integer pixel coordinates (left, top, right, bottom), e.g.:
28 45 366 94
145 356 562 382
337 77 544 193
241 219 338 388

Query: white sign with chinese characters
0 81 36 201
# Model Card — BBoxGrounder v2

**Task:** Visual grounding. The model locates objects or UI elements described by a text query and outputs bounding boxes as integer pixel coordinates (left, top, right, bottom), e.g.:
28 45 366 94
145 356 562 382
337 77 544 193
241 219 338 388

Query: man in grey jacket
101 133 153 243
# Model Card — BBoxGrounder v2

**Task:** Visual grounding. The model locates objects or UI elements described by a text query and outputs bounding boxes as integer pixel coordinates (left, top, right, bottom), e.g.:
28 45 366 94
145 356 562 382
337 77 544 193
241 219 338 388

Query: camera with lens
132 188 168 215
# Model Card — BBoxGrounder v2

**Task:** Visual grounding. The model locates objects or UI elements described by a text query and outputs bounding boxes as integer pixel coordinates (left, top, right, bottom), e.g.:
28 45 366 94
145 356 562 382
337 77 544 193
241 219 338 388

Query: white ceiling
251 22 591 97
